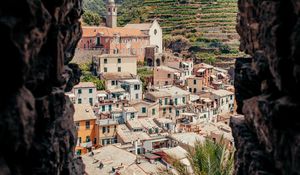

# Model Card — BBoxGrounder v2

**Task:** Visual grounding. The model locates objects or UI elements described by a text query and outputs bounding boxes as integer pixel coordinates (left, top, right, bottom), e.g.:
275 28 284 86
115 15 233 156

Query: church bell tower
106 0 117 28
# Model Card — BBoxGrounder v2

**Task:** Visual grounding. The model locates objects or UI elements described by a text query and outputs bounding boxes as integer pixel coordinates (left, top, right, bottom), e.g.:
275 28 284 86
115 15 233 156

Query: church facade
77 0 163 63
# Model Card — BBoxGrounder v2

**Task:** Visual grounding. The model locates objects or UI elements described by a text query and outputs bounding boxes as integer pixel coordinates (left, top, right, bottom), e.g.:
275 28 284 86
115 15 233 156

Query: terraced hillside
198 0 239 48
143 0 202 40
139 0 242 68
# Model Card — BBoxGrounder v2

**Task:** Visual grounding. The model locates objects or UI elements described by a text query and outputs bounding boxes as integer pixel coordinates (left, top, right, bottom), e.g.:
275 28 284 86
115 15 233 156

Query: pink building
193 63 213 87
78 27 150 62
153 66 181 87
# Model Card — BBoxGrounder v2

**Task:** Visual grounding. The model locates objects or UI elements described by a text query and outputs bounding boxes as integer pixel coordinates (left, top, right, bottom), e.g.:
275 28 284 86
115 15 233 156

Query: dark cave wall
0 0 84 174
231 0 300 174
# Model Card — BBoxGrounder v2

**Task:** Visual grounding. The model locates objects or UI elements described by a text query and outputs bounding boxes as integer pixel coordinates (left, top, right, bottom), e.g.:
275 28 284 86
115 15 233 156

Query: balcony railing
80 141 92 148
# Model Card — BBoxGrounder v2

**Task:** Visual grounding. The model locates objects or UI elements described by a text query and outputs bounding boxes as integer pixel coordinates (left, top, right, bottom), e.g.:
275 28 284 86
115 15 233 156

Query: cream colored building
73 82 97 106
145 86 190 120
95 54 137 75
129 100 160 118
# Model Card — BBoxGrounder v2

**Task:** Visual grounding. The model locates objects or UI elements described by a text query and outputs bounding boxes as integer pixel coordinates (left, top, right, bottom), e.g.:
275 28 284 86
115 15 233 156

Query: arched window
154 29 157 35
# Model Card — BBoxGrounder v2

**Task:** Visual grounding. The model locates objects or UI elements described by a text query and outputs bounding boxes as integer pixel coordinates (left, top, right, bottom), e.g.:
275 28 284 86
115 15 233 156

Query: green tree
219 44 231 54
137 67 153 91
164 35 191 53
197 53 217 65
118 0 149 26
82 10 101 26
172 140 234 175
83 0 105 16
80 63 105 90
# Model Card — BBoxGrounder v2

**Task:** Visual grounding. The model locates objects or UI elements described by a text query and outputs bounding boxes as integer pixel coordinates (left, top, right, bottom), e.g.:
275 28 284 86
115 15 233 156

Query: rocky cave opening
0 0 300 174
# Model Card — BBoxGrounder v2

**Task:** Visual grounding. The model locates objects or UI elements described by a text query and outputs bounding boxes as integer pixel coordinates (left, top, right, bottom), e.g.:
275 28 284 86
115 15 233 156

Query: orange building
74 104 99 155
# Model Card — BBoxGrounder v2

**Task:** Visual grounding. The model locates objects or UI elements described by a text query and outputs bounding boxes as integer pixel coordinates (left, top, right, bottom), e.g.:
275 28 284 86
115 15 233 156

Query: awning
197 68 206 73
97 94 107 97
145 153 161 160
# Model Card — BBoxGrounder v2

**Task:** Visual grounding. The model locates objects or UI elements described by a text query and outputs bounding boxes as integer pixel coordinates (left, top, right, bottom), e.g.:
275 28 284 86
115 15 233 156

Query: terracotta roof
74 82 96 88
82 26 148 38
101 72 136 80
124 23 153 31
73 104 96 121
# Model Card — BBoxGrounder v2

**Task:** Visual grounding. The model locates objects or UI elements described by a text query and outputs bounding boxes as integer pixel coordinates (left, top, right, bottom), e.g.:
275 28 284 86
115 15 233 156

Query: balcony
80 141 93 148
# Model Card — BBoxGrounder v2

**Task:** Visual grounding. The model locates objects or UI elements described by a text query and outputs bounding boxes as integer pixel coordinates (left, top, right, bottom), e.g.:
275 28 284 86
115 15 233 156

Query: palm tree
171 139 234 175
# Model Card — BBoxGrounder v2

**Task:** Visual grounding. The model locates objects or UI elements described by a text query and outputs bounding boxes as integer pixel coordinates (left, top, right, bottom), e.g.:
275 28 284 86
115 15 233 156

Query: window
130 113 135 119
182 97 186 104
93 138 97 144
78 89 82 94
194 79 197 85
165 81 168 85
75 122 79 129
159 99 162 105
142 107 146 113
164 98 168 105
118 58 121 63
112 81 115 86
78 98 82 104
189 88 192 92
154 29 157 35
169 107 172 113
107 126 110 133
89 89 93 93
135 94 139 99
102 127 106 133
175 98 178 105
194 88 197 93
118 67 121 72
176 110 180 116
114 48 119 54
102 105 105 112
96 37 100 46
167 74 171 78
104 67 108 72
86 121 90 129
79 137 82 143
109 104 112 111
134 84 140 90
86 136 90 142
230 95 233 100
104 59 107 64
89 98 93 105
152 108 155 115
163 108 166 114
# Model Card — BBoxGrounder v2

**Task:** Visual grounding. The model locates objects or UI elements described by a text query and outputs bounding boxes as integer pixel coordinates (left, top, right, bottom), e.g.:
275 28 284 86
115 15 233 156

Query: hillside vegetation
82 0 243 68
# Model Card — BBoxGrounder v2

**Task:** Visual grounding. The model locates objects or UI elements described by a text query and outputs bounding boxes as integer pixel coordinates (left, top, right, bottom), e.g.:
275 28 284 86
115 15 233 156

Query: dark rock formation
231 0 300 174
0 0 84 174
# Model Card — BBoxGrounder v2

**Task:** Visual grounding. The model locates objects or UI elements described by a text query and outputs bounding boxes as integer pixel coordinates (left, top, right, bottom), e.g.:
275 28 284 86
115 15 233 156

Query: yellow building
98 119 119 146
74 104 98 155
